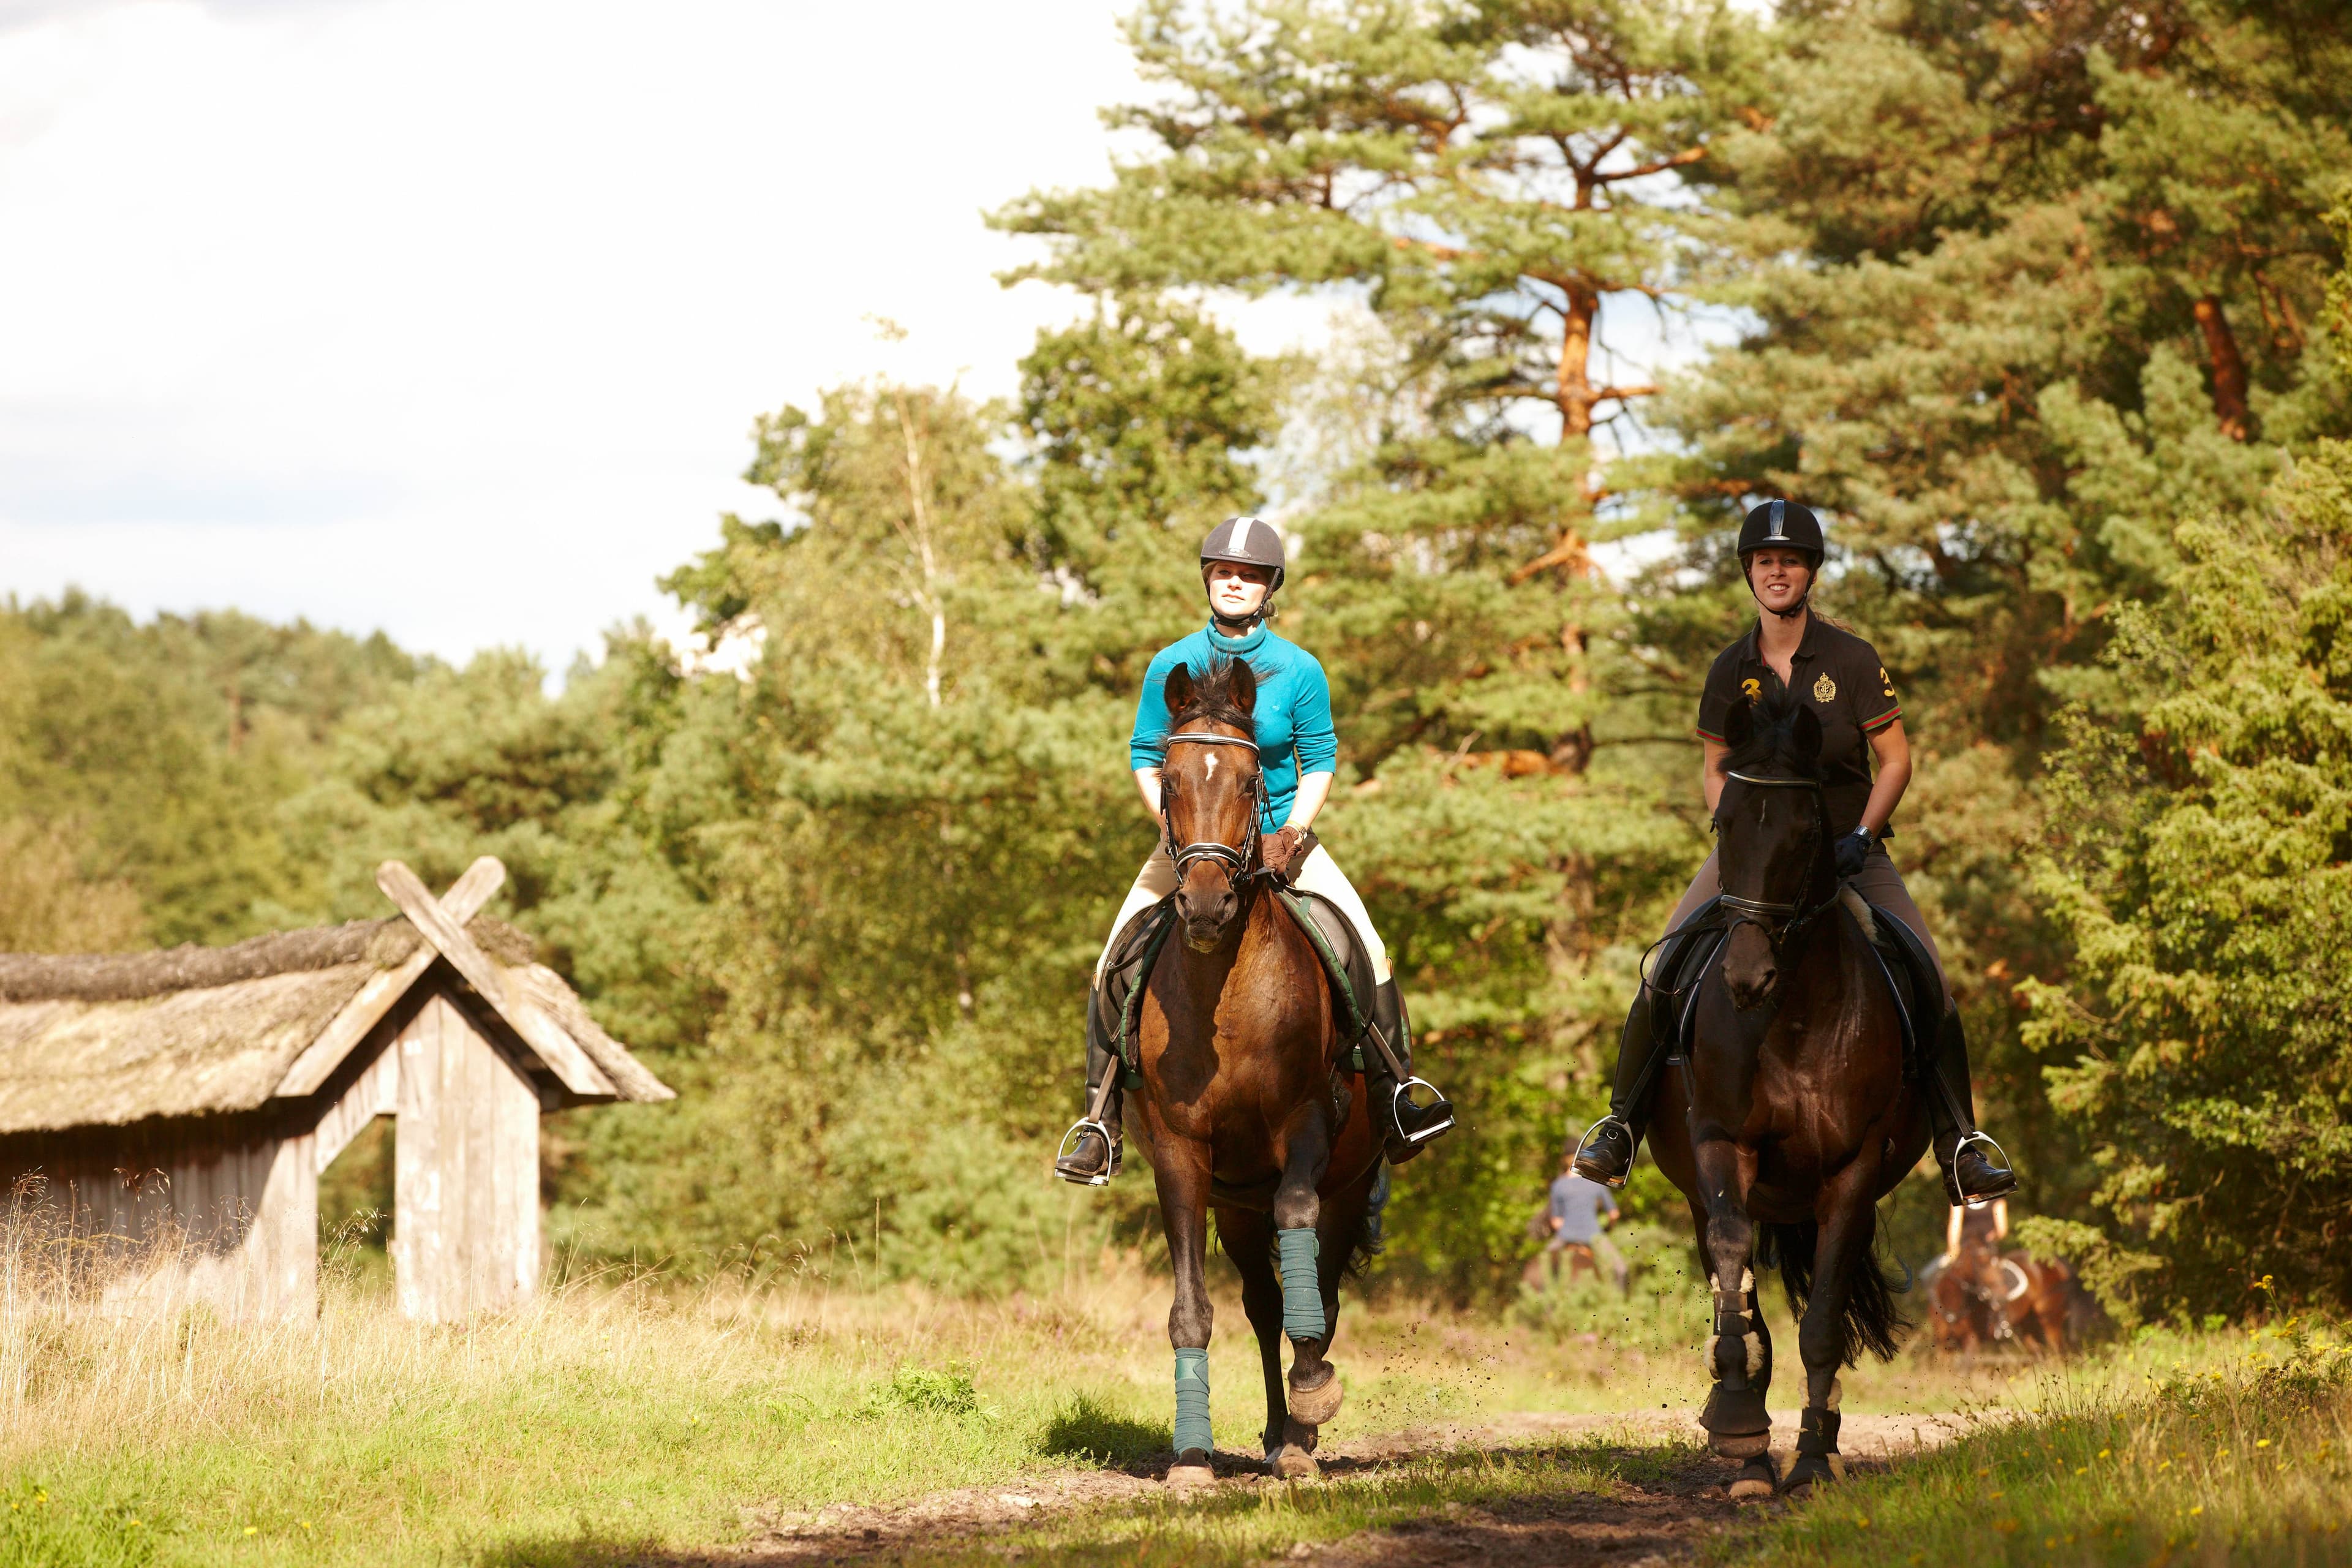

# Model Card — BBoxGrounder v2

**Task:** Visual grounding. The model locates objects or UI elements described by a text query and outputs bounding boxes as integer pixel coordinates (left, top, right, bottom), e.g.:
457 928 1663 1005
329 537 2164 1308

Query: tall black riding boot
1574 987 1665 1189
1053 987 1123 1186
1365 979 1453 1163
1927 1007 2016 1206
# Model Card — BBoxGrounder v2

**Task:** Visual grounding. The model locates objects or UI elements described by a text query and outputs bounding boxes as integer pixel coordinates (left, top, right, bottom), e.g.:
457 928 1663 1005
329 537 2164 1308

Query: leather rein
1716 767 1839 952
1159 730 1270 882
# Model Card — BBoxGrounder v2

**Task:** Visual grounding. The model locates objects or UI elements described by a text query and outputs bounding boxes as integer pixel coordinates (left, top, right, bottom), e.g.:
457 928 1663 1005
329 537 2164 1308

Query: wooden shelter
0 858 673 1322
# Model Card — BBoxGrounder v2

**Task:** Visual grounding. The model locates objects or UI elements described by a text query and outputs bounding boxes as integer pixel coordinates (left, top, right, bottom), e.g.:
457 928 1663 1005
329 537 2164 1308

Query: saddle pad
1102 898 1177 1074
1863 899 1947 1021
1098 888 1374 1073
1282 888 1376 1041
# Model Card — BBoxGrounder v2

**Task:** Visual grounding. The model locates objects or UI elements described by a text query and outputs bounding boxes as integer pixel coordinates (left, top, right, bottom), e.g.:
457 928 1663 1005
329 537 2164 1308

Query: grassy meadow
1 1210 2344 1567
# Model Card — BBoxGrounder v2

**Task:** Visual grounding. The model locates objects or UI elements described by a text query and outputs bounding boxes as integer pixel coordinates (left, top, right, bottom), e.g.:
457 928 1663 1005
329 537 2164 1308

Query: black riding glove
1834 827 1875 880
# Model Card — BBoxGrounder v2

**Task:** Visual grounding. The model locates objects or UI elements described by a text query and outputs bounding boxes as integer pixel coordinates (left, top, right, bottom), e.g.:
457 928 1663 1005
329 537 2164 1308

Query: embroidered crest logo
1741 677 1762 701
1813 672 1837 703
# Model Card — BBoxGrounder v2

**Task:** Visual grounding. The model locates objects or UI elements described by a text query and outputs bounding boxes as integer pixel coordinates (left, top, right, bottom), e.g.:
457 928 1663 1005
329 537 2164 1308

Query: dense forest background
6 0 2348 1321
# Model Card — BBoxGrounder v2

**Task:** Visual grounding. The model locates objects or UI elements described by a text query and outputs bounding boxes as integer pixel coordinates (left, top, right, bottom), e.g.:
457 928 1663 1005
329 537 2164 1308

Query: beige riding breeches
1667 846 1946 990
1092 845 1392 988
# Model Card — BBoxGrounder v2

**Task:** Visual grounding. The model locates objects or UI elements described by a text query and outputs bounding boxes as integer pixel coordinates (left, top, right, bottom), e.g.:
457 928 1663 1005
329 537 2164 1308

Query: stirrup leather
1390 1077 1454 1144
1054 1119 1115 1188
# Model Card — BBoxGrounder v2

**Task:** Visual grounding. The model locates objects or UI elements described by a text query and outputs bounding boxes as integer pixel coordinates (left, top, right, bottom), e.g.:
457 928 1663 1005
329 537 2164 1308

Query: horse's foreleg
1691 1137 1771 1471
1785 1163 1879 1493
1215 1206 1288 1461
1154 1141 1218 1486
1270 1110 1340 1460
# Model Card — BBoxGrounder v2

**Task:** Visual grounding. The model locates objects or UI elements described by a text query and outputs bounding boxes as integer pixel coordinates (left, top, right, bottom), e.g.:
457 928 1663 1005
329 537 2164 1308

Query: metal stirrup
1571 1117 1631 1188
1391 1078 1453 1144
1951 1129 2014 1210
1054 1120 1114 1188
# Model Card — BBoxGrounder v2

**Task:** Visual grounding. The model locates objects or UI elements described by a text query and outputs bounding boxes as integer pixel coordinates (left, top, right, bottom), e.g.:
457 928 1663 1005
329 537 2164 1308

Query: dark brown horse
1647 692 1926 1496
1130 659 1382 1487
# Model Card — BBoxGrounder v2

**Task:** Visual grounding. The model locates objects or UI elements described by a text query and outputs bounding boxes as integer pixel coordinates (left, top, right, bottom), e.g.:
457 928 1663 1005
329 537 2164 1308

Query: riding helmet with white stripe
1200 515 1286 592
1736 499 1824 567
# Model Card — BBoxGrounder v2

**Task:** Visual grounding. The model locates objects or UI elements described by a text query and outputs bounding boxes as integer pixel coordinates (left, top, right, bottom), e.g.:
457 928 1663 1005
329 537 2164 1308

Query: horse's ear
1164 665 1195 718
1791 702 1823 763
1228 660 1258 715
1722 698 1755 752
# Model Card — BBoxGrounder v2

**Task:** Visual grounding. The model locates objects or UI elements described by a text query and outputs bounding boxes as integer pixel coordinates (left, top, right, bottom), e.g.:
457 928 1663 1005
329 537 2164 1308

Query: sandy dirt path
709 1409 1973 1566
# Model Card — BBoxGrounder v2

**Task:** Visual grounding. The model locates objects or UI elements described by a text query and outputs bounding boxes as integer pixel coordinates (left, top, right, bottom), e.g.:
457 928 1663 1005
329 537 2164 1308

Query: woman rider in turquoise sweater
1054 518 1455 1185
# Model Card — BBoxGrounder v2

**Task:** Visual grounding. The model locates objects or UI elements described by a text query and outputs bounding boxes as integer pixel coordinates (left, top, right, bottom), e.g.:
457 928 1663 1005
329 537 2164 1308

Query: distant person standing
1547 1152 1629 1296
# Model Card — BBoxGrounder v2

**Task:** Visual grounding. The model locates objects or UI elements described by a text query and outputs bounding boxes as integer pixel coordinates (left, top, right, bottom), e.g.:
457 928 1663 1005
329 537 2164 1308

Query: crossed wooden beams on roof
272 858 619 1103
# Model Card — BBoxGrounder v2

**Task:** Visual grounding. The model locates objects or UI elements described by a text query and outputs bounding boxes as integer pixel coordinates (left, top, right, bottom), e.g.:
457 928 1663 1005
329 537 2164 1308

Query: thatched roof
0 917 535 1003
0 862 672 1135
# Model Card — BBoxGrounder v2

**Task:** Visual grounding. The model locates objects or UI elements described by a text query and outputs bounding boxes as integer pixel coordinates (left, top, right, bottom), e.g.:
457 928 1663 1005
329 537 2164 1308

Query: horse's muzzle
1720 925 1780 1011
1175 883 1238 952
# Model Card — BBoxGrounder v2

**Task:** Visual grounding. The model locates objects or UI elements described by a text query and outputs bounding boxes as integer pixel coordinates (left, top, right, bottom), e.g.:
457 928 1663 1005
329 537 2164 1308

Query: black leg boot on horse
1361 980 1453 1164
1574 987 1669 1187
1054 988 1123 1186
1926 1008 2016 1206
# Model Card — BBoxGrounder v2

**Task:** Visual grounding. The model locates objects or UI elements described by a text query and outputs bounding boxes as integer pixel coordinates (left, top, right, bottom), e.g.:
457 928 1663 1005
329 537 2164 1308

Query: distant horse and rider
1058 502 2021 1496
1925 1199 2098 1355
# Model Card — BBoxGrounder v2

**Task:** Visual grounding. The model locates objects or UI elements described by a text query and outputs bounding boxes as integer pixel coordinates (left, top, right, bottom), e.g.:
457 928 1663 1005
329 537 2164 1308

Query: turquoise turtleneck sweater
1129 622 1338 835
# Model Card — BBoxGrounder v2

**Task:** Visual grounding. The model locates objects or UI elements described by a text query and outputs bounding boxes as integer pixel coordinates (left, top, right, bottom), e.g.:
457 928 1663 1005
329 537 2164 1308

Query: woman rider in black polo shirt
1575 501 2017 1205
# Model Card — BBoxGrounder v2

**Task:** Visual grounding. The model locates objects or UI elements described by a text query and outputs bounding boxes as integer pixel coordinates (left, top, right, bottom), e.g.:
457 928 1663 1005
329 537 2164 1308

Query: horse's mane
1721 688 1826 780
1169 658 1256 734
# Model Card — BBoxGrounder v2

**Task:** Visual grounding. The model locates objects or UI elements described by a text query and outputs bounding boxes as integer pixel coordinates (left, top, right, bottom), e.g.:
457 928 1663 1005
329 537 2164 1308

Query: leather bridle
1716 767 1837 950
1159 731 1268 882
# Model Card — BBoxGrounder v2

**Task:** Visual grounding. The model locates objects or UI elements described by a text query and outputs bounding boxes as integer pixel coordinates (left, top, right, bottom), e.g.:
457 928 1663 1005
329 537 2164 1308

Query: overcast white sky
0 0 1713 669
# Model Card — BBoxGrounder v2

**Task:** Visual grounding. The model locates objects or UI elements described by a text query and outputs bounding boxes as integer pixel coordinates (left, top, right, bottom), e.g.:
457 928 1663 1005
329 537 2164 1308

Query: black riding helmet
1737 500 1823 620
1200 516 1286 628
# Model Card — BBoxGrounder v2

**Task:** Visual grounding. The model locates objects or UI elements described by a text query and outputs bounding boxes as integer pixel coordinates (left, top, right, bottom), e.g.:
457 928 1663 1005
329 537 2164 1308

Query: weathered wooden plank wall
0 1118 316 1321
392 993 540 1322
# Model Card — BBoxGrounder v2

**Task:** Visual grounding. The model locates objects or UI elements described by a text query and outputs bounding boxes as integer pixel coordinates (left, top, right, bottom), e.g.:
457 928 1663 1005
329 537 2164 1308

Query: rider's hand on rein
1833 827 1874 880
1261 826 1308 884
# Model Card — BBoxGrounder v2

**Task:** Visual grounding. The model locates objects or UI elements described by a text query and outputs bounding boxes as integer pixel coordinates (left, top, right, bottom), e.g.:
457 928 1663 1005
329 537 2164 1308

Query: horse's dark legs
1785 1163 1877 1493
1691 1139 1774 1482
1153 1139 1218 1486
1215 1207 1290 1460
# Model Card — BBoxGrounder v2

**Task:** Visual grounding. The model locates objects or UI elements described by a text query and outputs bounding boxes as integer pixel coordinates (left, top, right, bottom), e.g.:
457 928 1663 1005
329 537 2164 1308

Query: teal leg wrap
1277 1227 1324 1344
1173 1348 1212 1457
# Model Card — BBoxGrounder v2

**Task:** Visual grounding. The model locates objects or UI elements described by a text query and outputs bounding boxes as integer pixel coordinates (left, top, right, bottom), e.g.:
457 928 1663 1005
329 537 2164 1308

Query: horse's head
1714 691 1833 1010
1159 660 1265 952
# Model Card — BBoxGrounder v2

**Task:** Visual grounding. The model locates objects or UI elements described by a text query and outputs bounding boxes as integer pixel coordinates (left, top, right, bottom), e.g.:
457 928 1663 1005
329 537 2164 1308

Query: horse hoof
1167 1458 1216 1491
1779 1453 1839 1493
1287 1372 1344 1425
1709 1430 1772 1460
1727 1455 1779 1500
1268 1444 1321 1480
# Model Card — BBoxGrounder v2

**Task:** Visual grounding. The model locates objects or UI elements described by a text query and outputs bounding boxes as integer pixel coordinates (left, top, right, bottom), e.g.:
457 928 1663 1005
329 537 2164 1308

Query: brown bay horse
1130 659 1382 1487
1931 1246 2087 1355
1646 692 1926 1496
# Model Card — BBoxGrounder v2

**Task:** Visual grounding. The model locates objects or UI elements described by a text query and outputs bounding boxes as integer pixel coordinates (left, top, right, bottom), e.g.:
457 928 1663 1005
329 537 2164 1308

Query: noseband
1161 731 1267 883
1716 767 1835 949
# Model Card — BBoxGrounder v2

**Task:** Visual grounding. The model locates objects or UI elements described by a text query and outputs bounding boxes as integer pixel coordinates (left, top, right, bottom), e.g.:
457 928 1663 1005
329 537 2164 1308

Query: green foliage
0 596 418 948
2021 443 2352 1317
867 1366 984 1419
0 1480 153 1568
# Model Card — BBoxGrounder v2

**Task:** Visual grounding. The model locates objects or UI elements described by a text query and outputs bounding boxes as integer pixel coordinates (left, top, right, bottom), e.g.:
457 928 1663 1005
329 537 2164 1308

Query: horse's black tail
1756 1216 1907 1364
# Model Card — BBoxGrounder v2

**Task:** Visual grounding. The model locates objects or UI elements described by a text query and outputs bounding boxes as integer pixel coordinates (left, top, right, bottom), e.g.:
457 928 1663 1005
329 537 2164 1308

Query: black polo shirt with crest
1694 617 1902 839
